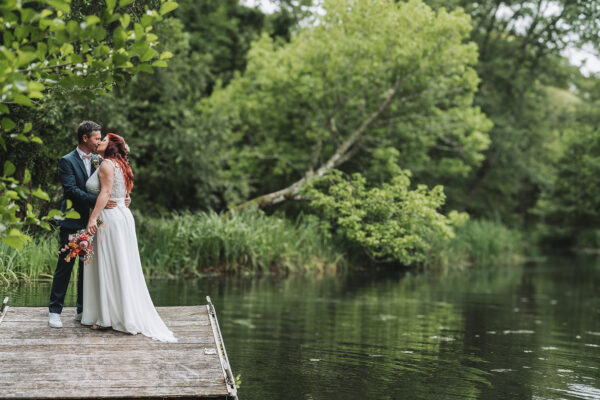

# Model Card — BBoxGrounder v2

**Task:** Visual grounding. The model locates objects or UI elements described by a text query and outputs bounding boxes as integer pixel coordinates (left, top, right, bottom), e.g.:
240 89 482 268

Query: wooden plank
0 336 215 345
0 350 223 362
2 378 227 389
2 385 228 399
2 306 209 322
0 361 222 374
0 305 232 399
0 368 224 381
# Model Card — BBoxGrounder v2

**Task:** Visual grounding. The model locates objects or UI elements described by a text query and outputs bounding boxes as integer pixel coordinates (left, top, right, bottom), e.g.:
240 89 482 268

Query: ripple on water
553 383 600 400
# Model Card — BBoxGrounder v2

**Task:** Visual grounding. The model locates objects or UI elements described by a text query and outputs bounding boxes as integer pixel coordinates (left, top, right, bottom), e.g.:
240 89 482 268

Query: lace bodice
86 159 127 199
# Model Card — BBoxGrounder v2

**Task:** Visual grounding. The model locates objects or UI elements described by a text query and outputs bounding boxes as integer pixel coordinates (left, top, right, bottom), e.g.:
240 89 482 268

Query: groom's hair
77 121 101 143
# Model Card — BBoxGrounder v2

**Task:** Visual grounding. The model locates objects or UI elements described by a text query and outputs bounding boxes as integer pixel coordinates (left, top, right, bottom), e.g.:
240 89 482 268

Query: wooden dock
0 297 238 399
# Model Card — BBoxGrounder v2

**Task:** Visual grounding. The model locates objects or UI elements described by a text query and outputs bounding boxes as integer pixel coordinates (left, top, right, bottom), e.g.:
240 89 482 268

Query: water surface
4 256 600 399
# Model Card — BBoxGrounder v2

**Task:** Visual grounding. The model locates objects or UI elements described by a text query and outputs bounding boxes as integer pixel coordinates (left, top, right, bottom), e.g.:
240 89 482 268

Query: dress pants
49 228 84 314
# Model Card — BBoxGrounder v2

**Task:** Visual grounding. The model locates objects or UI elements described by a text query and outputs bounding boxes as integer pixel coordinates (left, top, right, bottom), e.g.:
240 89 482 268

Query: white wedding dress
82 159 177 342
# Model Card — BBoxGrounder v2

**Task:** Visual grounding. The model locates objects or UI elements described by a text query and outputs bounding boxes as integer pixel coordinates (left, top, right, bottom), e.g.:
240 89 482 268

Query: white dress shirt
76 147 92 177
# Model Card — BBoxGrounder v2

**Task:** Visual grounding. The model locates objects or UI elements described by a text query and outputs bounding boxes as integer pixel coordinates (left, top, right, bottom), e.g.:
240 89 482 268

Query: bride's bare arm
87 162 115 235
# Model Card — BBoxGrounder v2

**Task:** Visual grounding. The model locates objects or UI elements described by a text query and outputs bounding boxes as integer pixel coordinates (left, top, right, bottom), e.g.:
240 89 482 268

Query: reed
0 234 57 285
0 214 525 286
0 210 343 285
135 209 343 277
429 219 524 268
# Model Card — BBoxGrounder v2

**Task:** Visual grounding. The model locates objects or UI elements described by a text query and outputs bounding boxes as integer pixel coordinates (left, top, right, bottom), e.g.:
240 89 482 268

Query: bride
82 133 177 343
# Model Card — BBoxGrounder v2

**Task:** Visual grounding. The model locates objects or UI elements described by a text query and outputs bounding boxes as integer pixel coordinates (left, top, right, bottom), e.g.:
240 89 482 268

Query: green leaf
113 26 126 48
94 27 107 41
39 221 51 230
36 42 47 59
140 14 152 28
2 230 32 250
60 43 74 56
112 53 128 66
159 51 173 60
106 0 116 14
22 122 32 134
16 51 37 68
120 13 130 28
13 79 28 92
46 209 63 219
85 15 101 26
135 64 154 74
119 0 134 6
134 23 144 41
139 47 158 62
0 104 9 113
65 210 80 219
3 161 16 176
23 168 31 184
92 44 111 57
11 134 29 142
159 1 178 15
66 20 79 35
12 94 34 107
1 118 16 132
47 0 70 14
32 187 50 201
151 60 168 67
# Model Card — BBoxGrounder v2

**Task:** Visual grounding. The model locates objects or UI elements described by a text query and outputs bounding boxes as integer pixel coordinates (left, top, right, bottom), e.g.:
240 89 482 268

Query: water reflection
3 255 600 399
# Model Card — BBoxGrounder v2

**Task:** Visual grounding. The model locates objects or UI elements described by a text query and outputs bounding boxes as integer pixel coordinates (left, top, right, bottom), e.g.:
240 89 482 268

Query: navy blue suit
49 149 102 314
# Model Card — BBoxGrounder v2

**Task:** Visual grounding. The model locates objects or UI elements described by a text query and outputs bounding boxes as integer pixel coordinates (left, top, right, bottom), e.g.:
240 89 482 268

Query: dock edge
0 297 8 326
206 296 239 400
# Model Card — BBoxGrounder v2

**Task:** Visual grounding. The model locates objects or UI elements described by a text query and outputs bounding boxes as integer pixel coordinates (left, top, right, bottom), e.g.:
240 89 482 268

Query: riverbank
0 212 525 285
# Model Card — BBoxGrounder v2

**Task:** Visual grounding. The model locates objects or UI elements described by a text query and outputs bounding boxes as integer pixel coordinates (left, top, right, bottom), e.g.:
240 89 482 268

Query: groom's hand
125 195 131 208
105 200 117 209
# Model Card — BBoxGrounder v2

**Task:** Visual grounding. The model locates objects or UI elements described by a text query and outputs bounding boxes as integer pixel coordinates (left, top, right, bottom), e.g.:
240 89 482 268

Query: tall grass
0 215 525 285
0 211 343 285
0 234 58 285
135 210 344 277
429 219 524 268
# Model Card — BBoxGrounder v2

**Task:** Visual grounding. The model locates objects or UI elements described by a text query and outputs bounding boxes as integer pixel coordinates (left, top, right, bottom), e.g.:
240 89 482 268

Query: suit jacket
57 149 102 230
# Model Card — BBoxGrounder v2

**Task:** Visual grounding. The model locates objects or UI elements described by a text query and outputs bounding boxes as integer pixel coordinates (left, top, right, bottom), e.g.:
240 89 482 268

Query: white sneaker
48 312 63 328
74 312 82 322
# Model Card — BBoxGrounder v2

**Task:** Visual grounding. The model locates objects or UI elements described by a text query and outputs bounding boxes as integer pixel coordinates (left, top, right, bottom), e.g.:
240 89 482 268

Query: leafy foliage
305 169 468 265
423 1 600 224
201 0 492 203
0 0 177 248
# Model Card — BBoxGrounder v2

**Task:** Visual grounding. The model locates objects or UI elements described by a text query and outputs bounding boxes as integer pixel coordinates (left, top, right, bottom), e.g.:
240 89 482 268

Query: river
3 255 600 399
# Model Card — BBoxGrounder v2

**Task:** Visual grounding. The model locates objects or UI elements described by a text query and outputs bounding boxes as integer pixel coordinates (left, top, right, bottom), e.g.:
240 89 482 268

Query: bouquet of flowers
60 219 104 264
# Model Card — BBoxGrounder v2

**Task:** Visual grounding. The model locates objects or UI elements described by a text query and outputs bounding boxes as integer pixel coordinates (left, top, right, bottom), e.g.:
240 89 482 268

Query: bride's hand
87 219 98 235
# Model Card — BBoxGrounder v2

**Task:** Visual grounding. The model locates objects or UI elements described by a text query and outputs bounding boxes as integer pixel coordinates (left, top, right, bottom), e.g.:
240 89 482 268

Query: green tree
0 0 178 248
201 0 492 208
423 0 600 224
534 99 600 245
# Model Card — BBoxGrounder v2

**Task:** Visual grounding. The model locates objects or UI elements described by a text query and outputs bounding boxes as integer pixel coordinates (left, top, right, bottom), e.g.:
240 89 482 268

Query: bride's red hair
104 133 134 194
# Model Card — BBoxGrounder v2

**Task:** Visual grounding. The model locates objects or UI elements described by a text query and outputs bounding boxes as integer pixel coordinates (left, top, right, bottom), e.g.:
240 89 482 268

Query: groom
48 121 130 328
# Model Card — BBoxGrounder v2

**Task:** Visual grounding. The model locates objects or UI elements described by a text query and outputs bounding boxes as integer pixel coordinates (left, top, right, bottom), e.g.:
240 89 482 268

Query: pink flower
80 241 88 249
